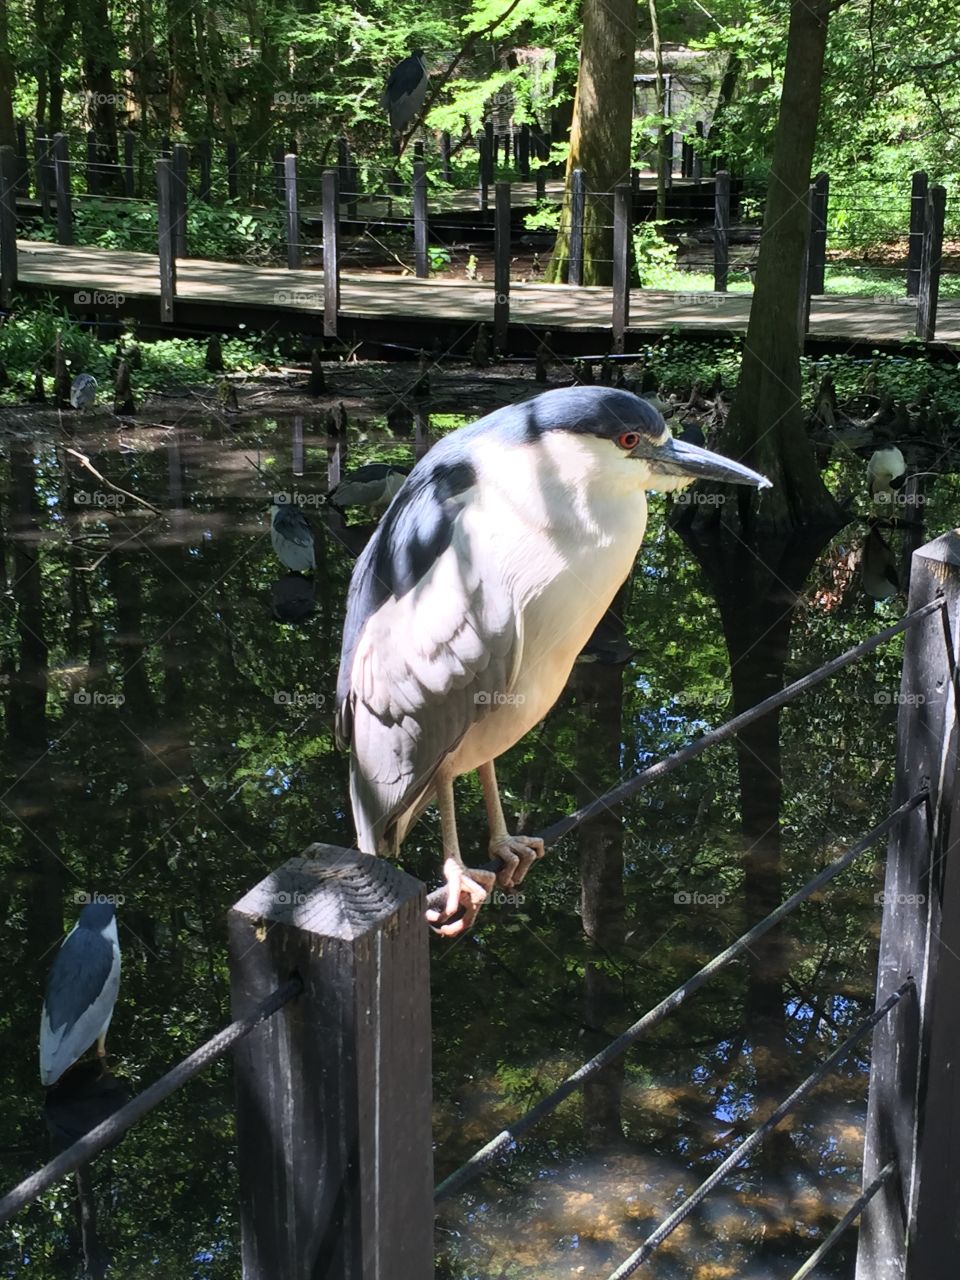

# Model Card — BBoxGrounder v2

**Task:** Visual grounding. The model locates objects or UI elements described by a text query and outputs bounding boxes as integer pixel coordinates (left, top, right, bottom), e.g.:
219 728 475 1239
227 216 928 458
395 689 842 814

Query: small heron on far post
270 497 316 574
866 447 906 501
328 463 410 516
381 50 429 135
40 901 121 1087
69 374 98 412
336 386 771 936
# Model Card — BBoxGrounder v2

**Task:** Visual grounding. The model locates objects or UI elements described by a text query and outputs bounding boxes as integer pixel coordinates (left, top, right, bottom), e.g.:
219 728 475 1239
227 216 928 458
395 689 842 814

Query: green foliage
631 220 679 288
427 244 452 272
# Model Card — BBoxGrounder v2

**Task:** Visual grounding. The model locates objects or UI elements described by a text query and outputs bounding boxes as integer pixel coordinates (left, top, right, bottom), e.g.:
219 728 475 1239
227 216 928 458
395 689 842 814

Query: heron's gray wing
40 928 120 1085
272 508 313 546
335 460 519 852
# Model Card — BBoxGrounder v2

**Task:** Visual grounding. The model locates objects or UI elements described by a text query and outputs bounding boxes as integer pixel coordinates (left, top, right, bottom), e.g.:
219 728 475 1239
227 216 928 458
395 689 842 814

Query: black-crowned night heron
335 386 770 934
381 50 429 134
862 523 899 600
69 374 98 411
866 447 906 500
40 901 121 1087
328 463 410 516
270 497 316 573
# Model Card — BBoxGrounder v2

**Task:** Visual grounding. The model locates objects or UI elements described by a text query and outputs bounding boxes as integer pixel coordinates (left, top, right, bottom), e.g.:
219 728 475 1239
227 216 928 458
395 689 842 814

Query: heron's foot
489 834 545 888
426 858 496 938
95 1033 108 1059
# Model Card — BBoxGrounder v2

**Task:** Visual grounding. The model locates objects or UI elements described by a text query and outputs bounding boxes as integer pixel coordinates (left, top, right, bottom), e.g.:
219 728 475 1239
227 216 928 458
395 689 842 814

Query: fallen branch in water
64 448 161 515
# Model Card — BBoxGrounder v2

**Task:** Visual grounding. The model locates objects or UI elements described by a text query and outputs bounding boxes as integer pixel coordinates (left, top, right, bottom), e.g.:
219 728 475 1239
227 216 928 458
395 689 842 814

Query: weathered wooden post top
229 845 434 1280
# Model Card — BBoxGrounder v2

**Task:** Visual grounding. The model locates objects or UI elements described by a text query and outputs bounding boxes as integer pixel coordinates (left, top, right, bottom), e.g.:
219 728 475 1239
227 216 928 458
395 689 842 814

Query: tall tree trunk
47 0 74 132
168 0 197 130
724 0 839 532
79 0 118 160
648 0 667 220
547 0 637 285
34 0 48 124
0 0 16 148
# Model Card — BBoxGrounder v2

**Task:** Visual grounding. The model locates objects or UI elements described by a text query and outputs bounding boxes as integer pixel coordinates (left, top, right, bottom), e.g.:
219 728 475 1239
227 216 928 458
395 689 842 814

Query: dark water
0 407 937 1277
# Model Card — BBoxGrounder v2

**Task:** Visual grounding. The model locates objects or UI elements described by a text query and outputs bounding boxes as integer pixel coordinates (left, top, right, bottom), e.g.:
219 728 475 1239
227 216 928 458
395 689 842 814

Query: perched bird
270 498 316 573
335 387 770 934
328 463 410 516
866 447 906 502
69 374 98 412
862 524 900 601
40 901 121 1088
381 50 429 134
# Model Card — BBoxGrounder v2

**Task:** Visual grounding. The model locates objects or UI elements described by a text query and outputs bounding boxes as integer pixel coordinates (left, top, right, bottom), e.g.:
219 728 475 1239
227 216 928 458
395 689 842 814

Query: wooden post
171 143 189 258
799 183 814 336
713 169 730 293
612 182 631 354
86 130 100 195
906 170 928 298
693 121 704 185
337 137 357 217
662 131 674 190
156 158 176 324
53 133 72 246
478 134 489 211
197 138 212 202
122 131 135 198
681 137 693 179
440 131 451 182
413 161 428 279
0 146 18 307
228 847 433 1279
322 168 340 338
519 123 530 178
227 140 239 200
916 185 946 342
15 118 28 192
483 119 494 185
535 167 546 200
284 153 301 270
569 166 586 287
856 533 960 1280
807 170 829 296
160 134 171 157
34 133 52 220
493 180 510 350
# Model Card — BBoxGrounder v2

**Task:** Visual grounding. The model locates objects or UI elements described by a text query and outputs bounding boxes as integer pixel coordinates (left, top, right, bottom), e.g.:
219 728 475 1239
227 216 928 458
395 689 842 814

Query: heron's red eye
617 431 641 450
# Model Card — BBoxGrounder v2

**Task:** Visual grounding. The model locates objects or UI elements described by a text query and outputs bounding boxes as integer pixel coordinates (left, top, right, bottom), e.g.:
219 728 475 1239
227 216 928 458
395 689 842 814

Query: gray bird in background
40 900 121 1087
270 497 316 574
336 386 770 936
328 463 411 516
381 50 429 134
70 374 98 412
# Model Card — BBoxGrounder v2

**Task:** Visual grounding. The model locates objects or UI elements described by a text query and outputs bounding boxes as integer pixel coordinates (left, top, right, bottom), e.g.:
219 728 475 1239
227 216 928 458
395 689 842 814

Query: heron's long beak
632 435 772 488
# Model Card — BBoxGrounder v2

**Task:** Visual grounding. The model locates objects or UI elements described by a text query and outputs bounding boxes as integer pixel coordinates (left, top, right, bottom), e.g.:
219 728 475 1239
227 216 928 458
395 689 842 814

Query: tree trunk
547 0 637 285
47 0 74 132
723 0 839 532
0 0 16 148
648 0 667 220
79 0 119 161
167 0 197 130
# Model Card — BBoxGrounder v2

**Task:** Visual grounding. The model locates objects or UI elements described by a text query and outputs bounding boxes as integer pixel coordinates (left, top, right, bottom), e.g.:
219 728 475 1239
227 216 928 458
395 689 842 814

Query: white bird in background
866 447 906 501
270 498 316 574
40 901 121 1087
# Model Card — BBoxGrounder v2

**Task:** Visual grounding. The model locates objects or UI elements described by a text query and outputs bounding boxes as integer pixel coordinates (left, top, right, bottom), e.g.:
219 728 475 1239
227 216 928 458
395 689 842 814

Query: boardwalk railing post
322 167 340 338
807 170 829 296
916 185 946 342
228 847 433 1279
681 136 693 179
413 160 428 279
227 140 239 201
122 131 135 198
693 121 704 185
856 533 960 1280
52 133 72 246
611 182 631 354
906 170 928 298
662 130 674 190
156 158 177 324
0 145 18 308
535 165 546 200
284 153 301 270
713 169 730 293
493 180 510 349
171 143 189 258
569 166 586 286
799 183 814 336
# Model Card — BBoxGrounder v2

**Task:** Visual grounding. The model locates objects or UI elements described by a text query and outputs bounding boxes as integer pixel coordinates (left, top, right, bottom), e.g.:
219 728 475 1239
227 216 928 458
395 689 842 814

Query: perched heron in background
328 463 411 516
335 387 770 934
40 901 121 1087
381 50 429 134
69 374 98 412
270 498 316 574
867 447 906 501
862 524 900 601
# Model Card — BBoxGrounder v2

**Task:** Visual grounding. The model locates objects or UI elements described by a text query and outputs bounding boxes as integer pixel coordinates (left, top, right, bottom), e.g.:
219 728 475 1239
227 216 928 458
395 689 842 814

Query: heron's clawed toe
490 834 545 887
426 858 496 937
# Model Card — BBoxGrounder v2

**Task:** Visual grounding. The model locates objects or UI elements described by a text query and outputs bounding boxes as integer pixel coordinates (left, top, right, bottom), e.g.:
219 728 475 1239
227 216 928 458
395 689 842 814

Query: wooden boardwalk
14 240 959 346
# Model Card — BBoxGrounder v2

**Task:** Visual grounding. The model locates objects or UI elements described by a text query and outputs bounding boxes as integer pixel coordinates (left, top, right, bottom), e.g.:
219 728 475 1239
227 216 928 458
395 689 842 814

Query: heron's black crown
78 901 116 931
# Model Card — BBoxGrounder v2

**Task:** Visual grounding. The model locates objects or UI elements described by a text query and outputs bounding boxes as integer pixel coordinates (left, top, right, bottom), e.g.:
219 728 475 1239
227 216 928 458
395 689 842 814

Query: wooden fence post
662 131 674 190
519 123 530 178
284 153 301 270
171 143 189 258
478 134 490 211
713 169 730 293
53 133 72 246
227 140 239 201
156 158 176 324
535 166 546 200
413 161 428 279
612 182 631 354
493 180 510 350
14 119 28 192
808 170 829 296
906 170 928 298
196 138 212 203
34 133 52 220
322 167 340 338
856 532 960 1280
0 145 18 307
681 137 693 179
228 847 433 1279
569 166 586 287
122 132 135 198
693 121 704 185
799 183 814 336
916 185 946 342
